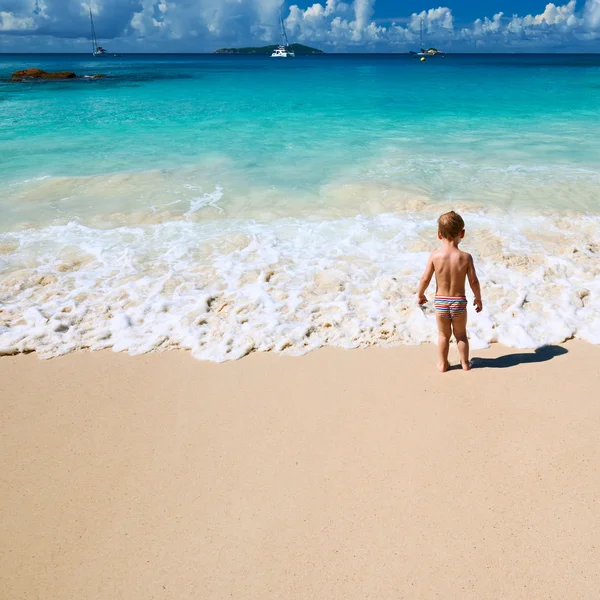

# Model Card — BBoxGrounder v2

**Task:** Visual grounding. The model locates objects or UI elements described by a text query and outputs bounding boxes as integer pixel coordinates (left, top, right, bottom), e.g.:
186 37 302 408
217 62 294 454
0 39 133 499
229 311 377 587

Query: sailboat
89 7 107 56
410 18 444 57
271 11 295 58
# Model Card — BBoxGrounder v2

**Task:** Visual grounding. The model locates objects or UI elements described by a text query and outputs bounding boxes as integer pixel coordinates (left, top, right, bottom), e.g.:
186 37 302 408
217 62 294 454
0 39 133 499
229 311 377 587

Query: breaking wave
1 204 599 360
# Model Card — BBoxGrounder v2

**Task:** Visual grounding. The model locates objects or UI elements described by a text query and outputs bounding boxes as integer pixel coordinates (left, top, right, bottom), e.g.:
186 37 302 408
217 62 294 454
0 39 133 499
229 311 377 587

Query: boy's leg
451 313 470 371
435 314 452 372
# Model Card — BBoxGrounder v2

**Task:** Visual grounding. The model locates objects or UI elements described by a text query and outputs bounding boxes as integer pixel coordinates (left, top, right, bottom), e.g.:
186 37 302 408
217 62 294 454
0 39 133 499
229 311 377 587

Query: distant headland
214 44 324 55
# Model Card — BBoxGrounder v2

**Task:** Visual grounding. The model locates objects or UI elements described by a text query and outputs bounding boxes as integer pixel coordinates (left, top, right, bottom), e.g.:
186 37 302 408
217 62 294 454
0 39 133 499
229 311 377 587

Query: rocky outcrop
10 69 78 81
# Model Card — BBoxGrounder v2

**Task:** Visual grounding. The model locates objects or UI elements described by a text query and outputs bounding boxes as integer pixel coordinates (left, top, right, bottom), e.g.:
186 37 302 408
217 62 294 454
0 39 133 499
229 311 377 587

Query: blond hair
438 211 465 240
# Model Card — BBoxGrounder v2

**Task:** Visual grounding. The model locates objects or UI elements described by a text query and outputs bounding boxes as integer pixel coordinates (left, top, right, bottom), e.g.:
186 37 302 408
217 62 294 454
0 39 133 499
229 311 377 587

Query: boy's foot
438 361 450 373
461 361 472 371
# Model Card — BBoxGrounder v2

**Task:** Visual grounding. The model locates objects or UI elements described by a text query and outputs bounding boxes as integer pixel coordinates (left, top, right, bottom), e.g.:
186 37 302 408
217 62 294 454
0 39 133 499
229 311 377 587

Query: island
214 43 324 55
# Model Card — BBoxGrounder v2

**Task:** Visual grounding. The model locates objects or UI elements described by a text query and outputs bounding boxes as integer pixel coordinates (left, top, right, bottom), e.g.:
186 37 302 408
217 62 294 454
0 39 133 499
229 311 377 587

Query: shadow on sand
470 345 568 369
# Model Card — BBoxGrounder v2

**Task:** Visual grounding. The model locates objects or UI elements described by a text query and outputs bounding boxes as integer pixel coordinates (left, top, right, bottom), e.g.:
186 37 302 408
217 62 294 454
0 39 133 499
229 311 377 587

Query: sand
1 341 599 599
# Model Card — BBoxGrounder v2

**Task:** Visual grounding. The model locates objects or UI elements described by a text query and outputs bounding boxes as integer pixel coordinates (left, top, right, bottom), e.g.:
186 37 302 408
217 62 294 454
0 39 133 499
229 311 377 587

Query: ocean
1 53 599 359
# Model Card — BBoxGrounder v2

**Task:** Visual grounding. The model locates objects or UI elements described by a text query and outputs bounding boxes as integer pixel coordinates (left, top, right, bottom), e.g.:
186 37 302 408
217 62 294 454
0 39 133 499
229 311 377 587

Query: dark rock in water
10 69 78 81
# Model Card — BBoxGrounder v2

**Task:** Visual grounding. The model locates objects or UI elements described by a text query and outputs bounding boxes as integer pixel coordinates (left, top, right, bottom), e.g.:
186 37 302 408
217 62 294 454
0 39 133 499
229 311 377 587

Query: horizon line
2 51 600 55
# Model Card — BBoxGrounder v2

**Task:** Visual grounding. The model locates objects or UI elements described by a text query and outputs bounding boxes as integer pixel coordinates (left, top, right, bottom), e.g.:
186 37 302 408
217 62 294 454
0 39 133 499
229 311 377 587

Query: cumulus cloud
470 12 504 38
584 0 600 29
504 0 579 43
409 7 454 33
0 10 35 31
286 0 381 45
1 0 600 51
127 0 286 46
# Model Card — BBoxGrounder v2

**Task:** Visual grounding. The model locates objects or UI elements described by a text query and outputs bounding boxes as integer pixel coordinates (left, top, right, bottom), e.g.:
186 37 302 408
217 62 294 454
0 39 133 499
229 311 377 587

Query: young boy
416 211 483 372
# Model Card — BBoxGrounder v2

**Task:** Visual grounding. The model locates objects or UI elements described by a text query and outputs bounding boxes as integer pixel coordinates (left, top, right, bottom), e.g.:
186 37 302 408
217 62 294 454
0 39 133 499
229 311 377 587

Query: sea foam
1 207 598 360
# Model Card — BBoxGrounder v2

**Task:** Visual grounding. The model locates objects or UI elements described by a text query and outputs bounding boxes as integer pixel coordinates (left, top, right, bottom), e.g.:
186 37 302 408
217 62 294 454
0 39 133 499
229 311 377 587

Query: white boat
271 45 295 58
271 12 295 58
89 7 108 56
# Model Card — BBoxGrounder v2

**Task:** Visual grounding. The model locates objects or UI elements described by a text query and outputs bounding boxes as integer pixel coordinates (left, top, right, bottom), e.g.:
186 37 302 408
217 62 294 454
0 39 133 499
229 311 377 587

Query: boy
416 211 483 372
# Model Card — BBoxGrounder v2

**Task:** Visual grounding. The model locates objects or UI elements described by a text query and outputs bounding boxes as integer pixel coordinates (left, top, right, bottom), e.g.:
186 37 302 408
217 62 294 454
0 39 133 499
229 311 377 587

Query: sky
1 0 600 53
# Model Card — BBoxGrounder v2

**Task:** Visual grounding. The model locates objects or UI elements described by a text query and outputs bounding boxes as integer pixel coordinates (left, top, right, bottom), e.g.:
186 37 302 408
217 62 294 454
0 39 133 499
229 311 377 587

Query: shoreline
2 341 599 598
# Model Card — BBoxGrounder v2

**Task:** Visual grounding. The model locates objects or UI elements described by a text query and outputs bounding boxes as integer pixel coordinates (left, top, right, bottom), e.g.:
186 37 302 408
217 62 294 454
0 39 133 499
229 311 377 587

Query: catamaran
410 18 444 57
271 11 295 58
89 7 107 56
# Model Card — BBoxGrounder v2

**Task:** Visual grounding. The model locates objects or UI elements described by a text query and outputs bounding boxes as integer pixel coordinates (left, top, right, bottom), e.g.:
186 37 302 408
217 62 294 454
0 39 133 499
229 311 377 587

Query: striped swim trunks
434 296 468 319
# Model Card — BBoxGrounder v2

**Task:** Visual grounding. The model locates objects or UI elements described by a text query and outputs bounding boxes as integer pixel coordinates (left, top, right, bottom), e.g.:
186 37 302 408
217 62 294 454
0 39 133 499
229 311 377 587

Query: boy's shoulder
456 249 474 266
430 247 472 267
429 249 443 263
430 248 471 258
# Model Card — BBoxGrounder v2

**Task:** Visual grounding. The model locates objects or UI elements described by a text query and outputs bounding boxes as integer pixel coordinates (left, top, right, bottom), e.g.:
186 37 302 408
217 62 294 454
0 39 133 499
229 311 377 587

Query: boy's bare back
416 211 482 312
430 246 477 298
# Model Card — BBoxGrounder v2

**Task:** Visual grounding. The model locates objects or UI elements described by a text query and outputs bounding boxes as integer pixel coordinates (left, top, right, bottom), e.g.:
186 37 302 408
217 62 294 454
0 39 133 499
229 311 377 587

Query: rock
10 68 77 81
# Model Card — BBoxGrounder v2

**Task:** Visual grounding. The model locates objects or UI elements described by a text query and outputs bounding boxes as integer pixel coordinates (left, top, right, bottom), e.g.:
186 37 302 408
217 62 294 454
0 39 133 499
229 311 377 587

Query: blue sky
1 0 600 52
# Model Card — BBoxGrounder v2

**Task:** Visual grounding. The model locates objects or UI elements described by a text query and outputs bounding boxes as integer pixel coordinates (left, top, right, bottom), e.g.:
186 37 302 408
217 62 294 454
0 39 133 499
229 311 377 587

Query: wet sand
1 341 599 599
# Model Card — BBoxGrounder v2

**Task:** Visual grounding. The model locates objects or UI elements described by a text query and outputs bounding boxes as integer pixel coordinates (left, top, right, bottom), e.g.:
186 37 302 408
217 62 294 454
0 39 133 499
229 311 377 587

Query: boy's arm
416 254 435 305
467 254 483 312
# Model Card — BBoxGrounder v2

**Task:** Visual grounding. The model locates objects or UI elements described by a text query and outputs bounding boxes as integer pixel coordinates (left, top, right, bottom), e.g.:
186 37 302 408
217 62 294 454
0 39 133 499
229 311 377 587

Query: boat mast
280 10 290 47
89 7 97 54
420 17 424 50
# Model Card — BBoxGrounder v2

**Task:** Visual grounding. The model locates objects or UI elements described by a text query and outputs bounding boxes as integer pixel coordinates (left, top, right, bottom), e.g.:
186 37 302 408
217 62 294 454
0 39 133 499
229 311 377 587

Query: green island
214 43 324 55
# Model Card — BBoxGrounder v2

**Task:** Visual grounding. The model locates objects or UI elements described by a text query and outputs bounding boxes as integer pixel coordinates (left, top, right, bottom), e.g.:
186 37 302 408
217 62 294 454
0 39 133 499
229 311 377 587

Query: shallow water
1 54 599 358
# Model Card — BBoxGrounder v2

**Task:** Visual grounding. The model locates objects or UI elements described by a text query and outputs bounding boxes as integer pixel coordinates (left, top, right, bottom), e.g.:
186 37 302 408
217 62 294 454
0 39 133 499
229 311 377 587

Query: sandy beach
1 341 599 599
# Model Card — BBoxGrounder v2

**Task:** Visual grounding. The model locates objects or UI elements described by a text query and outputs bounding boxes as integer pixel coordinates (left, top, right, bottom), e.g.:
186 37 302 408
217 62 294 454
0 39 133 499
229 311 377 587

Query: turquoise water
1 54 600 358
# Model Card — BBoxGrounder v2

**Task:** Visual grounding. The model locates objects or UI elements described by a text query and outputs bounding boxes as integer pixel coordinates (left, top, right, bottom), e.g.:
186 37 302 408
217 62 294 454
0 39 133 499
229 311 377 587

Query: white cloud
354 0 374 31
409 7 454 33
129 0 285 44
286 0 380 45
507 0 579 32
470 12 504 37
584 0 600 29
0 11 35 31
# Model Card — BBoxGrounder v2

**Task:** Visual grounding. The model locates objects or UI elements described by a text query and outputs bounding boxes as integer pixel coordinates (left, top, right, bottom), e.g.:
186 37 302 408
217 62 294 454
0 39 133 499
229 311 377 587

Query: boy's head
438 211 465 241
